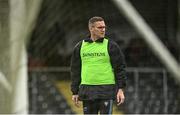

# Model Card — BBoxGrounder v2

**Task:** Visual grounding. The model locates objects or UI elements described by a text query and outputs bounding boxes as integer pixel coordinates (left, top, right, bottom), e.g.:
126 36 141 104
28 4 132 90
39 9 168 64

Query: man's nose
102 28 105 32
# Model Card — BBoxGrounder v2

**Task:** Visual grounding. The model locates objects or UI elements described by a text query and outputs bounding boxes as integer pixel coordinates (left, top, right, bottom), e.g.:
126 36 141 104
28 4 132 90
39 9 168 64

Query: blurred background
0 0 180 114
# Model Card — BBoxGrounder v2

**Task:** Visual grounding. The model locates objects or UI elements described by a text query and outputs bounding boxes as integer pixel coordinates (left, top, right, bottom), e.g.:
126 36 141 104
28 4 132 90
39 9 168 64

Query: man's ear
89 26 93 32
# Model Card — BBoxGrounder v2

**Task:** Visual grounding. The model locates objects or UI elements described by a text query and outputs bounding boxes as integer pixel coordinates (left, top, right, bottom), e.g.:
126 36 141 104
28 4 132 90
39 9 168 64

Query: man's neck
90 36 99 41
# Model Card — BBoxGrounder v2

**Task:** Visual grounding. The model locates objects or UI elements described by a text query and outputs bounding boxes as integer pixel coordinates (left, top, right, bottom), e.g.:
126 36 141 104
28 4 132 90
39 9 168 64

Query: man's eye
97 27 105 29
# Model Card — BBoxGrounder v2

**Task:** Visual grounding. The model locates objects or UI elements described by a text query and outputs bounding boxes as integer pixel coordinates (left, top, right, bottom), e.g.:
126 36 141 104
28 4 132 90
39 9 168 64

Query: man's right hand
72 95 80 107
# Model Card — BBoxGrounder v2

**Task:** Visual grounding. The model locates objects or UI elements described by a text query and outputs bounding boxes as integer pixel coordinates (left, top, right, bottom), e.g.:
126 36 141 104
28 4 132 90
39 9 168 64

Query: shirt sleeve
108 39 127 89
70 41 82 95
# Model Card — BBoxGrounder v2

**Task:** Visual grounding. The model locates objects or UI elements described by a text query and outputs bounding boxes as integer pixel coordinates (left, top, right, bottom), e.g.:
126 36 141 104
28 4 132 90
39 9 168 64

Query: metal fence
29 67 180 114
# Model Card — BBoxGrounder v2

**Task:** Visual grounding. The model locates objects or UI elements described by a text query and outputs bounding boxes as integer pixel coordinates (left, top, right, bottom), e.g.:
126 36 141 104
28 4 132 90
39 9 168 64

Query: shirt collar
84 37 104 43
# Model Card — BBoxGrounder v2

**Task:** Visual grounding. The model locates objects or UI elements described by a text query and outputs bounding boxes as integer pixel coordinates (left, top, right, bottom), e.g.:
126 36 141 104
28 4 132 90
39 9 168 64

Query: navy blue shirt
71 37 126 100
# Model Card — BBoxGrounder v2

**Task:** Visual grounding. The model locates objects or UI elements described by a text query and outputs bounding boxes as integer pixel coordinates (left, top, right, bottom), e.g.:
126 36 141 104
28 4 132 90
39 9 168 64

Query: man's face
90 21 106 39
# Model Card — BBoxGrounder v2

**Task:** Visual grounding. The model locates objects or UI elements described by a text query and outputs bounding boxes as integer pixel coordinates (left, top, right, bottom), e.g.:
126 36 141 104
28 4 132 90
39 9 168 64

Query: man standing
71 16 126 114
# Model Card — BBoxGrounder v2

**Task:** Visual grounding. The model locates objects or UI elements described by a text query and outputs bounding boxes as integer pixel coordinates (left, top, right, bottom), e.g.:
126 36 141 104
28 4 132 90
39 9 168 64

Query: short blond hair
88 16 104 27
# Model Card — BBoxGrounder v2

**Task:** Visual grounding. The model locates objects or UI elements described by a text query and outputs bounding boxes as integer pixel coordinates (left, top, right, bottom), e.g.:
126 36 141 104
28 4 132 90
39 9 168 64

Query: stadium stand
123 71 180 114
28 68 180 114
28 72 74 114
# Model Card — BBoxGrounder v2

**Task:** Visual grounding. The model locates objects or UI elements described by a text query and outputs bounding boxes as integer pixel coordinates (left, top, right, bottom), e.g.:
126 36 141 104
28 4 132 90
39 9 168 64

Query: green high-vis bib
80 38 115 85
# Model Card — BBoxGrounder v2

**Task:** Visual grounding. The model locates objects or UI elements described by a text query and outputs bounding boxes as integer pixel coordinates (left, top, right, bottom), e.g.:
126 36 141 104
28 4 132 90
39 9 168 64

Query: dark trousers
82 99 113 114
